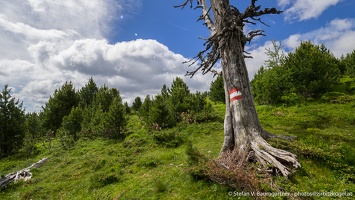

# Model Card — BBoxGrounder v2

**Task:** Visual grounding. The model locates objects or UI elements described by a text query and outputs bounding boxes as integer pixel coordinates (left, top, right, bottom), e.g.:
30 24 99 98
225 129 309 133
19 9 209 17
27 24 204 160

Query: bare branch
176 0 282 78
251 0 257 7
176 0 216 37
197 0 216 35
245 30 266 43
243 19 257 25
174 0 193 9
242 2 282 21
250 16 270 27
185 30 223 77
244 51 253 59
175 0 219 78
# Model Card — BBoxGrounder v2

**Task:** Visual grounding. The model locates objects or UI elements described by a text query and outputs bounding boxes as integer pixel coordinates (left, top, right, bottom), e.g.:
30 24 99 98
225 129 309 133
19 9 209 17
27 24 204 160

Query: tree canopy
252 41 342 105
41 82 78 134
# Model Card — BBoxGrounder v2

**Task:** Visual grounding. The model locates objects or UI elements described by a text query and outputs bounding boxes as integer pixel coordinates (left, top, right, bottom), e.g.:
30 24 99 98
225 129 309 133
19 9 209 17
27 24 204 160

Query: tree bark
210 0 300 176
176 0 300 176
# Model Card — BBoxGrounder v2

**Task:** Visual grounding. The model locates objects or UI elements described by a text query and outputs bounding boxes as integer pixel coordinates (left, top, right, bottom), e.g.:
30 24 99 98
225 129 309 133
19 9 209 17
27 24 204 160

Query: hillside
1 99 354 199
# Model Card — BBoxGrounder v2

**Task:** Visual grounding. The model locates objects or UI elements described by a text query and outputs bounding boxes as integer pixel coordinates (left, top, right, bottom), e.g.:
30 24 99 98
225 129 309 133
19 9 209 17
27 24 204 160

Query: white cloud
277 0 291 8
0 15 74 41
0 0 212 112
330 31 355 57
245 41 274 79
283 18 355 56
0 0 113 60
283 34 301 50
48 38 212 99
245 17 355 80
278 0 341 22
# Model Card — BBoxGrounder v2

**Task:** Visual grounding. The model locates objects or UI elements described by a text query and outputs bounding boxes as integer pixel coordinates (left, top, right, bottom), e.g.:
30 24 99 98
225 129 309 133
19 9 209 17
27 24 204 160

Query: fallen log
0 157 48 189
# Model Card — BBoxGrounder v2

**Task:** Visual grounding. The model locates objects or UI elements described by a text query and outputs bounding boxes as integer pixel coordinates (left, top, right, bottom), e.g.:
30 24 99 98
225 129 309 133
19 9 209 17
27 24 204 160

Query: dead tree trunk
0 158 48 188
177 0 300 176
217 21 300 176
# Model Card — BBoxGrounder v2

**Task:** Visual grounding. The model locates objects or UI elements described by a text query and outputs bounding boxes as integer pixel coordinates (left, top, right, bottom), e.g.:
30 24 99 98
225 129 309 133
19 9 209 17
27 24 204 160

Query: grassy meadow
1 98 354 199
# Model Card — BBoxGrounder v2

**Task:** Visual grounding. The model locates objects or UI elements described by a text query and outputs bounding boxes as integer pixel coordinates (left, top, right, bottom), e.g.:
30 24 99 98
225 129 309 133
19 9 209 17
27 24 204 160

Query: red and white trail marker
229 88 242 102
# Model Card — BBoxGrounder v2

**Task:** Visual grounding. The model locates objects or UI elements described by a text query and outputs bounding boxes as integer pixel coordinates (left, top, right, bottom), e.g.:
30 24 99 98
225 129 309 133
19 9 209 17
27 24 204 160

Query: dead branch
197 0 216 34
241 0 282 22
174 0 193 9
244 51 253 59
176 0 282 77
185 28 224 77
245 30 266 44
0 158 49 189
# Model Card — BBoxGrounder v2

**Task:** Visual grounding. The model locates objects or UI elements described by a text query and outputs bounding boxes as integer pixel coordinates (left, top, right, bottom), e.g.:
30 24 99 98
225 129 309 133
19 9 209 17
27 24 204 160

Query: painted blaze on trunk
177 0 300 176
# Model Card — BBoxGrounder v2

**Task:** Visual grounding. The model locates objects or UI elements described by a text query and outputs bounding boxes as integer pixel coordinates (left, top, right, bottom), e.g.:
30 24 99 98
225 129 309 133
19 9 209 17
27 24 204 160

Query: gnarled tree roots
218 132 300 177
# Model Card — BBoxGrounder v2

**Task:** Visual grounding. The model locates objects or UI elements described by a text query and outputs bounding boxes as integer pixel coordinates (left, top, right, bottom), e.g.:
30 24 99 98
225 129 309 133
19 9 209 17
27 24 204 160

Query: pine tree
168 77 190 114
209 74 225 103
93 85 119 112
41 82 79 134
251 41 291 105
340 50 355 77
161 84 169 99
139 95 152 126
0 85 26 157
79 77 98 107
25 112 41 140
124 102 131 114
284 41 340 99
132 97 142 111
61 106 83 141
80 105 104 138
104 96 127 139
79 86 126 139
149 94 176 128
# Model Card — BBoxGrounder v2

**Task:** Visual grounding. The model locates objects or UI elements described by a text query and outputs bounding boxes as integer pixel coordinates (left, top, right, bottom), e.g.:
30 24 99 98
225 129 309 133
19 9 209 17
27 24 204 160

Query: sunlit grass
1 98 354 199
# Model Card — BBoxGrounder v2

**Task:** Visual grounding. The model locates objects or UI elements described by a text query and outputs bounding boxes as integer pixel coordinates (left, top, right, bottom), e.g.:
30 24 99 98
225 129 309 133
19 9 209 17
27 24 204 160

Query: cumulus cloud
2 0 352 113
0 0 114 60
245 41 276 79
47 38 213 101
245 18 355 79
0 15 74 41
0 0 213 112
0 0 113 111
278 0 341 22
282 18 355 56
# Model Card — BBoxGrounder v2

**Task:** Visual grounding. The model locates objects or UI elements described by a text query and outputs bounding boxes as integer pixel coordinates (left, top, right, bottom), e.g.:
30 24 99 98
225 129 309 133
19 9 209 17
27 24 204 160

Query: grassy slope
1 100 354 199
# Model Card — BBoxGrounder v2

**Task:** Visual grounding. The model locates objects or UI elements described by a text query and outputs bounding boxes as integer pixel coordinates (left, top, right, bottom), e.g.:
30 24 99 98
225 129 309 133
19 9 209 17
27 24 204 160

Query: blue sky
112 0 355 56
1 0 355 112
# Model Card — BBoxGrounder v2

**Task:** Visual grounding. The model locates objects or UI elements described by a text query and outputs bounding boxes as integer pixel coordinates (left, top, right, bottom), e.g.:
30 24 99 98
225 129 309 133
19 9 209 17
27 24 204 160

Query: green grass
1 99 355 199
257 101 355 197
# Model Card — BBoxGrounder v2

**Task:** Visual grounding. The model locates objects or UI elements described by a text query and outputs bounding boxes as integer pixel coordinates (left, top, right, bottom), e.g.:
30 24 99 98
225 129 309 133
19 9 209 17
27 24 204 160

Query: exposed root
250 133 301 176
218 132 300 177
262 130 296 141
